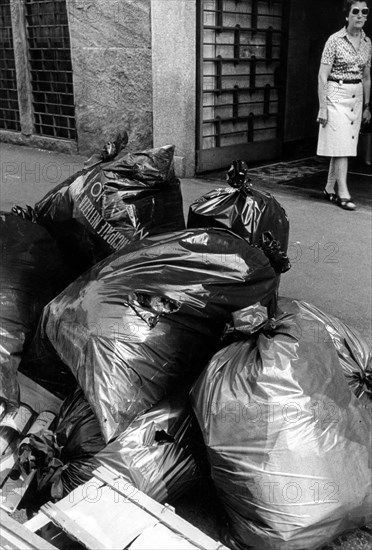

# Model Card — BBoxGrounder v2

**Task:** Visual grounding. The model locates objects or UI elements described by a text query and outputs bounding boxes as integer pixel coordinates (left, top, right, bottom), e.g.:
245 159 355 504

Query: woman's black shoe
335 196 356 210
323 190 336 202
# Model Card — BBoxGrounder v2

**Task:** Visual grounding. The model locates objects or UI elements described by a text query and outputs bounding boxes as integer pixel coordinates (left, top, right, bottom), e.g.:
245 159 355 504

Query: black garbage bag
55 387 106 494
19 338 76 400
187 160 290 274
34 144 185 276
11 131 128 229
191 310 372 550
0 213 69 408
277 297 372 398
16 388 105 503
38 228 278 442
96 393 205 504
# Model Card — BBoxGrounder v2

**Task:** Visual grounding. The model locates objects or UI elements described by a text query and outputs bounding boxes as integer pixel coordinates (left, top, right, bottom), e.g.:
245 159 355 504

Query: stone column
67 0 153 156
151 0 197 177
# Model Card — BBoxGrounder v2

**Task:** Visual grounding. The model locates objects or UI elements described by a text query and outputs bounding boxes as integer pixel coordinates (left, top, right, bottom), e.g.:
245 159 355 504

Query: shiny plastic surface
278 297 372 398
56 388 106 494
16 388 105 500
40 228 278 442
191 309 372 550
34 145 185 276
97 393 203 503
187 165 290 274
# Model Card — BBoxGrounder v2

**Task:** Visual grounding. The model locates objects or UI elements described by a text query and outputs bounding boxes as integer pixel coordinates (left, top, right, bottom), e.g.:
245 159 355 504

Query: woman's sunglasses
350 7 369 16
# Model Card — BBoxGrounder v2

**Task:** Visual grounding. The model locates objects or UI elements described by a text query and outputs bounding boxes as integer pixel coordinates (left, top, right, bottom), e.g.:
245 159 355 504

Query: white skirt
317 81 363 157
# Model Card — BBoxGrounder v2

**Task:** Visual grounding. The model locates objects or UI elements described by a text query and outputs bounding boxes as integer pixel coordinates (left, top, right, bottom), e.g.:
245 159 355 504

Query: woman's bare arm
317 63 332 127
362 65 371 123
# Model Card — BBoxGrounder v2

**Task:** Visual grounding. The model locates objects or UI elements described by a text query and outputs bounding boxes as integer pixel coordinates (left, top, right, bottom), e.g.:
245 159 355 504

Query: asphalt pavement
0 141 371 549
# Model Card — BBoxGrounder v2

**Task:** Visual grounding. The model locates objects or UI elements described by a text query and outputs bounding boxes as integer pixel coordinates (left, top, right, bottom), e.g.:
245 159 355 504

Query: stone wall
151 0 197 177
67 0 153 155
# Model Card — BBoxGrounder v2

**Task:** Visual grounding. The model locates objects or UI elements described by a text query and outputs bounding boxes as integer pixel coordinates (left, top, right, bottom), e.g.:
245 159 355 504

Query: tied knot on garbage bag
99 131 128 163
11 205 37 222
226 159 252 189
222 303 271 340
13 389 106 504
14 429 66 502
221 303 279 347
347 363 372 398
82 131 129 170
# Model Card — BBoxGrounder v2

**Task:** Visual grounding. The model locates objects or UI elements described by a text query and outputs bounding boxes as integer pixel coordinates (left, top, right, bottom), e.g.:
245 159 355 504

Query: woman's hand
362 106 371 124
317 108 328 127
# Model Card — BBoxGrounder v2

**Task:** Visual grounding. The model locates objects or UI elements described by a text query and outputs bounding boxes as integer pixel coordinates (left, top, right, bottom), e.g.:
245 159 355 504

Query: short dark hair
343 0 369 17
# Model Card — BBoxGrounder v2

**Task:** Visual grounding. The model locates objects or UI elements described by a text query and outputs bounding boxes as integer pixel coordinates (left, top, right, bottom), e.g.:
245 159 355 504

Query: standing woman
317 0 372 210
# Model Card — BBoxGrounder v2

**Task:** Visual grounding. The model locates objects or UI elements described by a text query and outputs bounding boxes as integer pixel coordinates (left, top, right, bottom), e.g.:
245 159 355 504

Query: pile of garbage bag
3 145 371 550
36 228 278 442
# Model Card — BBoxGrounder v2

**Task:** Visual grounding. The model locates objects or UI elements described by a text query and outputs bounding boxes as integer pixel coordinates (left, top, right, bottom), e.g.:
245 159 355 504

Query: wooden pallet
0 513 58 550
0 466 228 550
0 374 228 550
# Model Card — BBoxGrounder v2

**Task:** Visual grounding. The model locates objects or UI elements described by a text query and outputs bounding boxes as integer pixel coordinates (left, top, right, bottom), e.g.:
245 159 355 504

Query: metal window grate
0 0 21 132
25 0 76 140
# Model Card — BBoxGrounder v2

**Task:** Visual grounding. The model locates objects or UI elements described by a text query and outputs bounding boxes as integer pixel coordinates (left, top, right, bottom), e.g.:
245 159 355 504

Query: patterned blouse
321 27 371 80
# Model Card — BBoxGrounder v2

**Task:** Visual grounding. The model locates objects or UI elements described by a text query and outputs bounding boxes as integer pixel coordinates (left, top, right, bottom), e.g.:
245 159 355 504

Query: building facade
0 0 362 176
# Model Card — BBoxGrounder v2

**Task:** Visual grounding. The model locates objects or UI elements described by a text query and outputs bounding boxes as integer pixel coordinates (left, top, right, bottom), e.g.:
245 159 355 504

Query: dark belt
328 77 362 84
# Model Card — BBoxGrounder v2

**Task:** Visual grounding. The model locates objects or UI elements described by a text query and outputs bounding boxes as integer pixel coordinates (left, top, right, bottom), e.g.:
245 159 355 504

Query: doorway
196 0 288 173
